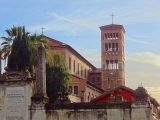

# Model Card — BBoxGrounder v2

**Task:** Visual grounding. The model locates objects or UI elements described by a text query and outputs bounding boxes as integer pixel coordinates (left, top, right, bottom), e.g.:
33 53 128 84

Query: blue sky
0 0 160 101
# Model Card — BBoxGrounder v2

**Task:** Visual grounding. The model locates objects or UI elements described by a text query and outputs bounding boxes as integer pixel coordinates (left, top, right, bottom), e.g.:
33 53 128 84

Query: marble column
31 39 49 104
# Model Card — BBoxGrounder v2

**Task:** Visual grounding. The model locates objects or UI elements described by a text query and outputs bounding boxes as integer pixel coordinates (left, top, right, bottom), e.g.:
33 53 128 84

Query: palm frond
1 42 9 45
1 36 12 42
11 26 18 37
1 45 9 52
5 29 13 37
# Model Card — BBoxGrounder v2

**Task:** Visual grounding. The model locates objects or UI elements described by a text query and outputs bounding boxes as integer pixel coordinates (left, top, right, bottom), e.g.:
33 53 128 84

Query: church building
45 23 125 102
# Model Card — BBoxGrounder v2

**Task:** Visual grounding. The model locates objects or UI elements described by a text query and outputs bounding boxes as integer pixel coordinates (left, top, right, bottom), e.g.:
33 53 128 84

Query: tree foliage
27 34 51 76
1 25 21 60
1 25 51 73
1 25 71 103
7 26 31 71
46 53 71 103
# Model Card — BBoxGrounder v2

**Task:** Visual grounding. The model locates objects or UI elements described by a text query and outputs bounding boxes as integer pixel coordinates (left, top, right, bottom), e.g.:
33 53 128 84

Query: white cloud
145 87 160 102
47 12 98 31
112 1 160 24
125 59 160 102
146 87 160 94
27 11 100 34
126 52 160 66
27 0 160 35
76 48 101 68
131 35 146 38
125 36 156 46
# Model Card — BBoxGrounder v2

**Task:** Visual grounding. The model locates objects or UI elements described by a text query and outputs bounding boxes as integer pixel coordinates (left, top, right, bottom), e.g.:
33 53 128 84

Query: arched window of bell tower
115 59 118 69
108 33 110 39
105 44 108 51
110 33 112 39
116 43 118 51
104 33 107 40
106 60 109 69
110 60 113 69
113 33 116 39
112 43 115 51
109 43 111 51
116 33 118 39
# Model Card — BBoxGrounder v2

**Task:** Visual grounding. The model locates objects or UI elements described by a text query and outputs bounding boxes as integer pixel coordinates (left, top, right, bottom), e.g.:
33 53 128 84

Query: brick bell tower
100 24 125 90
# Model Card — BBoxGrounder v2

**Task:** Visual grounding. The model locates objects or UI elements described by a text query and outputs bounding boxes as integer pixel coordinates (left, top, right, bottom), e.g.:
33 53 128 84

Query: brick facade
45 36 103 102
100 24 125 90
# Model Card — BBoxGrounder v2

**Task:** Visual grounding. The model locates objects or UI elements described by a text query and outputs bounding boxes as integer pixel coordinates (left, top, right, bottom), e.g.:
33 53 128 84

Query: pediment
0 72 27 81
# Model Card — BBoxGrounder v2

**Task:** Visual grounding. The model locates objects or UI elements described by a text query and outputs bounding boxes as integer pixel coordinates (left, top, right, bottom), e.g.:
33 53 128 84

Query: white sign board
5 87 25 120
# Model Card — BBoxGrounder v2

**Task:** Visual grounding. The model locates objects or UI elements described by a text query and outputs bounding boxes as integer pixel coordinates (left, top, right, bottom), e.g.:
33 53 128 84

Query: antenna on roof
110 12 115 24
41 26 45 35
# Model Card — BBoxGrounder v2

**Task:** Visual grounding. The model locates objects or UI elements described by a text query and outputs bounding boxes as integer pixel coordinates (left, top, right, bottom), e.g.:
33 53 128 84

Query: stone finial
55 91 71 104
64 91 69 98
115 89 124 103
4 67 9 72
108 91 115 103
55 92 62 104
25 66 31 78
117 89 122 95
57 92 62 99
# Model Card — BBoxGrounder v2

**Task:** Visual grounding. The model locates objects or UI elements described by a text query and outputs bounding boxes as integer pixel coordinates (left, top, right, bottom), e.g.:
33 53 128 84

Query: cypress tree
8 26 31 71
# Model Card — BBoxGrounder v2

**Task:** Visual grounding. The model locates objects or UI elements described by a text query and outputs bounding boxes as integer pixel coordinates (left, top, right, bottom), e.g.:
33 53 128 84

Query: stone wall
43 103 153 120
0 72 154 120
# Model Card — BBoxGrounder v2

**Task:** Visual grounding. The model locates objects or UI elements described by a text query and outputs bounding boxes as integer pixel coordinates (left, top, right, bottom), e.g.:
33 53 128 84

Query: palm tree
1 26 18 60
1 25 51 74
28 34 52 76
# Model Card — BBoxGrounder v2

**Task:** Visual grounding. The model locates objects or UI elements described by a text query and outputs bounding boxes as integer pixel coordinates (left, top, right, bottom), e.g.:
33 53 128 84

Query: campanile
99 24 125 90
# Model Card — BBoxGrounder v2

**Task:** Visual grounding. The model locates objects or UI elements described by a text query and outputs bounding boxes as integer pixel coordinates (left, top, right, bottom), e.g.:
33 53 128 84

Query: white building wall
68 94 81 103
84 86 102 102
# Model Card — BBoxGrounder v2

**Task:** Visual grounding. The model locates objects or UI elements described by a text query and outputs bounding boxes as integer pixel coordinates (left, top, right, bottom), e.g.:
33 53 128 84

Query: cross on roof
41 26 45 34
110 13 115 24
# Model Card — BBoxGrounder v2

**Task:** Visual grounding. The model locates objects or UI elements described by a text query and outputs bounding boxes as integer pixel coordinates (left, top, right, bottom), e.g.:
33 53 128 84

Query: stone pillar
32 39 49 103
30 39 49 120
35 40 47 95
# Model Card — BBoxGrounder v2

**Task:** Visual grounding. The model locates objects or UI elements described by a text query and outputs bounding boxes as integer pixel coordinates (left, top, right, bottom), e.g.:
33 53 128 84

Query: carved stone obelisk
31 39 49 104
